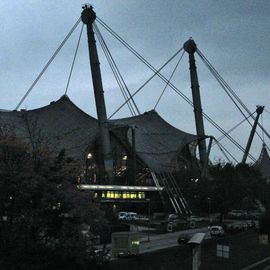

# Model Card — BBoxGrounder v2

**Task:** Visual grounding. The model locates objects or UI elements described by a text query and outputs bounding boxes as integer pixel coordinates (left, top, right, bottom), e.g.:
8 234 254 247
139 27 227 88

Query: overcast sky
0 0 269 163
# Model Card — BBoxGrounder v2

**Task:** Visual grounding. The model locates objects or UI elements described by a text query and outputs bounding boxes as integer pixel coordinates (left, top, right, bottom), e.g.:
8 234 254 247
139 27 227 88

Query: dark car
88 248 111 265
177 234 193 244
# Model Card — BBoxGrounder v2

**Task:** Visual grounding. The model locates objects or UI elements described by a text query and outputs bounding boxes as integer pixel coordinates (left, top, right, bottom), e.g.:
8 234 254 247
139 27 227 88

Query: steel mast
184 39 207 169
242 106 264 164
81 5 113 182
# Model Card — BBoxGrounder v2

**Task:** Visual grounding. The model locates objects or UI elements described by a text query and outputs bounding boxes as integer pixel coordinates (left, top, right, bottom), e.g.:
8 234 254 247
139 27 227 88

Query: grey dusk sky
0 0 269 163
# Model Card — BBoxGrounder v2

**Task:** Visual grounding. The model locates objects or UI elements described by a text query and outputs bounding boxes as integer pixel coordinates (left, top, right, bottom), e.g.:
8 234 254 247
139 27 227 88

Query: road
100 226 209 260
102 217 256 257
139 227 209 254
241 257 270 270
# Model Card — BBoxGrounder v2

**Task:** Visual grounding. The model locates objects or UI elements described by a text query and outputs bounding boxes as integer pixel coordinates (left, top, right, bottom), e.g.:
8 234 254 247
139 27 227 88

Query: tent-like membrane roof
0 95 198 171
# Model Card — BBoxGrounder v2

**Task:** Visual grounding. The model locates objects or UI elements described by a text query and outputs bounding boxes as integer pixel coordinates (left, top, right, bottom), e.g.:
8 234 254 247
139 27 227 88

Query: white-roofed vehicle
118 212 128 221
228 210 247 217
118 212 138 221
209 225 225 236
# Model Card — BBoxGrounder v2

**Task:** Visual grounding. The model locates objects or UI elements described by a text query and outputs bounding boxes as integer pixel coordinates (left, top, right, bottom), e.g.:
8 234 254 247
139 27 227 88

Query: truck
111 231 140 258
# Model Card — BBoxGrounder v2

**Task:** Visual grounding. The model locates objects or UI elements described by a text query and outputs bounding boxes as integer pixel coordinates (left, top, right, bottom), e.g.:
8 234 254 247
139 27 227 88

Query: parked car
189 215 205 222
177 233 193 244
126 212 139 221
168 213 179 221
209 225 225 236
228 210 247 217
227 222 248 232
118 212 128 221
248 210 263 219
88 247 111 265
118 212 138 221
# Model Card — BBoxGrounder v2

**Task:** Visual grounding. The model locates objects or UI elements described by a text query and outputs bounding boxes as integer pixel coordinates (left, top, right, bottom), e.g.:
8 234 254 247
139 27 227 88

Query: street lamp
207 197 211 224
146 198 150 242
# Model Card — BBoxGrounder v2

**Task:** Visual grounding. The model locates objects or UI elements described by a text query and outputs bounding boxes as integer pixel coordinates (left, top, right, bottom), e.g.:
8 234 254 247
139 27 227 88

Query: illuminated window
101 192 105 198
130 192 137 199
94 193 98 198
87 153 93 159
138 192 145 199
123 193 127 199
107 191 114 199
115 192 121 199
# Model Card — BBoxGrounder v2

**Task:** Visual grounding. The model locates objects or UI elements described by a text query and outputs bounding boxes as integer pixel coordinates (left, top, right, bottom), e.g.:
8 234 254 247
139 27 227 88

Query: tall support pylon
242 106 264 164
81 5 113 182
184 39 207 169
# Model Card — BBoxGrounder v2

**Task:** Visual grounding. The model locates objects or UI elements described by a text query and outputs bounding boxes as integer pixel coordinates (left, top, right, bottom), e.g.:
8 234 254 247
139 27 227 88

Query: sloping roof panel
0 97 198 170
110 110 198 171
253 144 270 178
0 95 99 160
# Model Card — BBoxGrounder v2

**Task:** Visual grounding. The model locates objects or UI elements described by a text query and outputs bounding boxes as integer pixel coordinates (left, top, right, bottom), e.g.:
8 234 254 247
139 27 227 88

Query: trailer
111 231 140 258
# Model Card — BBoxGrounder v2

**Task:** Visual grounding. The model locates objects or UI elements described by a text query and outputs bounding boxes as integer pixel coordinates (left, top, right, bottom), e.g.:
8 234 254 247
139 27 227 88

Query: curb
241 256 270 270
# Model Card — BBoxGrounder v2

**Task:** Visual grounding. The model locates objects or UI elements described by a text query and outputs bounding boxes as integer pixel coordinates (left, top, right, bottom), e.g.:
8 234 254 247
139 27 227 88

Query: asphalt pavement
139 227 209 254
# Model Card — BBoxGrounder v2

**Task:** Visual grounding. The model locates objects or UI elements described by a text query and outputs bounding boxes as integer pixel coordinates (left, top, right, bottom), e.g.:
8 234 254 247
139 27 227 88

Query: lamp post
146 198 150 242
207 197 211 224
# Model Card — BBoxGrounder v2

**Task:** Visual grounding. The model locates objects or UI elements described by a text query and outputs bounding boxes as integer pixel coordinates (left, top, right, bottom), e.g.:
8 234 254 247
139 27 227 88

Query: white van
118 212 138 221
209 225 225 236
126 212 138 221
118 212 128 221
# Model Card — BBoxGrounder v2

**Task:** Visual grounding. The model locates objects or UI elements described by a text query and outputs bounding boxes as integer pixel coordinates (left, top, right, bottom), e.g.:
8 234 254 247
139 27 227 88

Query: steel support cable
96 36 135 116
214 111 256 145
197 50 251 124
257 120 270 141
97 17 169 78
159 171 181 214
262 110 270 150
96 17 255 160
216 144 231 163
197 49 251 115
261 114 265 143
162 172 182 214
98 14 270 148
65 23 84 95
170 85 256 161
154 50 185 110
15 17 81 110
214 139 238 163
197 49 266 145
109 48 183 119
167 171 191 214
213 138 238 163
197 49 270 143
96 17 192 107
202 111 256 162
94 23 139 116
156 172 178 213
96 18 194 107
260 115 270 152
94 24 135 116
197 50 264 159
